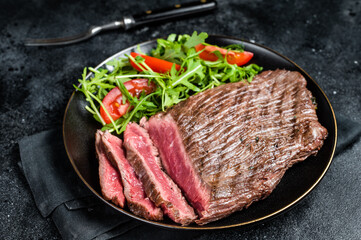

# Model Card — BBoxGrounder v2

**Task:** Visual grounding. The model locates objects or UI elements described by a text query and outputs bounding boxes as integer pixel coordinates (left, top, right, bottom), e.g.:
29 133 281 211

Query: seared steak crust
156 69 329 224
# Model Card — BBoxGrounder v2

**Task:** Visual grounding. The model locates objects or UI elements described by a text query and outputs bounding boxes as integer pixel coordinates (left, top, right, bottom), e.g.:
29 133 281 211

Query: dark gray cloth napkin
18 113 361 240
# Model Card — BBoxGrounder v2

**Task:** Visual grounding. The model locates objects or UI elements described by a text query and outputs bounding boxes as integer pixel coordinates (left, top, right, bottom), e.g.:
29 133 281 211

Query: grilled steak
145 69 328 225
123 123 197 226
101 130 163 221
96 131 125 208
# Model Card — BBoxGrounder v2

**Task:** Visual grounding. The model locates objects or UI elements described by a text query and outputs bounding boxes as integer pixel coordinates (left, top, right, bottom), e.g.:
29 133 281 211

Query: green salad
74 32 263 134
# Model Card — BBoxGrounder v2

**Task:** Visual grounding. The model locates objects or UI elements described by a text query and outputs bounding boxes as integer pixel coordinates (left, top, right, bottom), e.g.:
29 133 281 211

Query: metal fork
24 0 217 46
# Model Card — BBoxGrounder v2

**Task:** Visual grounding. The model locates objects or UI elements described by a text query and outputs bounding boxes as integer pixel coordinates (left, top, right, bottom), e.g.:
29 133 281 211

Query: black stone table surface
1 0 360 239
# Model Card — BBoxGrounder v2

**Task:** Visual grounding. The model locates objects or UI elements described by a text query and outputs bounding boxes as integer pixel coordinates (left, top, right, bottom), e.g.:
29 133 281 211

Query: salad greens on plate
74 32 263 134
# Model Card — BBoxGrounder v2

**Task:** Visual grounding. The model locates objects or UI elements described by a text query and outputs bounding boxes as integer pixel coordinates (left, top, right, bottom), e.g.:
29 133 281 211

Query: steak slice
147 69 328 225
143 116 211 217
96 131 125 208
123 123 197 226
101 130 163 221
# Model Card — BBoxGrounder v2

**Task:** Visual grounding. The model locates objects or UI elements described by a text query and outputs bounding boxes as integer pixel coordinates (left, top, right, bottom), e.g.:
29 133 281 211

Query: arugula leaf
224 44 245 52
184 31 208 49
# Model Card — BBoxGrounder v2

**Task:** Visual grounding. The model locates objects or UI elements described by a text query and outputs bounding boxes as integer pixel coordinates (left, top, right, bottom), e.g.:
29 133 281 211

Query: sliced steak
123 123 197 226
147 69 328 225
101 130 163 221
143 116 211 217
96 131 125 208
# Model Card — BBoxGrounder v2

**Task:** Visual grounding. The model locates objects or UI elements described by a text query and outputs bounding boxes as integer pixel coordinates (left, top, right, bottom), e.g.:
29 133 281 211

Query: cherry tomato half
130 52 181 73
100 79 156 124
195 44 254 66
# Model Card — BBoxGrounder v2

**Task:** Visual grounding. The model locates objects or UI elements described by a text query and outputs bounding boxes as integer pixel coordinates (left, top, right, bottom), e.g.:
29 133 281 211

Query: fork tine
24 31 93 46
24 21 123 47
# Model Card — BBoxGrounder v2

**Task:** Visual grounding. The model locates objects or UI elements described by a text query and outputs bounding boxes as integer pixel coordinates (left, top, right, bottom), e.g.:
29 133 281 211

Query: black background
1 0 360 239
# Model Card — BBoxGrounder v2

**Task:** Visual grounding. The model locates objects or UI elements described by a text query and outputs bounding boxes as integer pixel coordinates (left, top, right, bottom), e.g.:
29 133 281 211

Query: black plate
63 35 337 229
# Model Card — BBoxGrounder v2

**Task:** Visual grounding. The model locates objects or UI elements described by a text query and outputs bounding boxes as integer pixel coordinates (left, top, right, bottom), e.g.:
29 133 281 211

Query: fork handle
123 0 217 30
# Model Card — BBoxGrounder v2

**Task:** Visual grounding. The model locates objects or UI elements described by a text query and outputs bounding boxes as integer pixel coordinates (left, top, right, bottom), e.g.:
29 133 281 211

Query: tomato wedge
130 52 181 73
100 79 156 124
195 44 254 66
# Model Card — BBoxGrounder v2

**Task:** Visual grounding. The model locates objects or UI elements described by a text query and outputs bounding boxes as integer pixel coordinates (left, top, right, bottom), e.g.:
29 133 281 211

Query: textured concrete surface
0 0 360 239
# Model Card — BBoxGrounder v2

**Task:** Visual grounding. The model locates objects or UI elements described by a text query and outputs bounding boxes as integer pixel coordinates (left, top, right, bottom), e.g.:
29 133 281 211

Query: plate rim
62 34 337 230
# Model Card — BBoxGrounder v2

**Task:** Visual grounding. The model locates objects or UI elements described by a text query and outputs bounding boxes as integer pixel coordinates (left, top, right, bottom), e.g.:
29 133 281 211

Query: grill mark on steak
96 131 125 208
123 123 197 226
150 69 328 225
101 130 163 221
